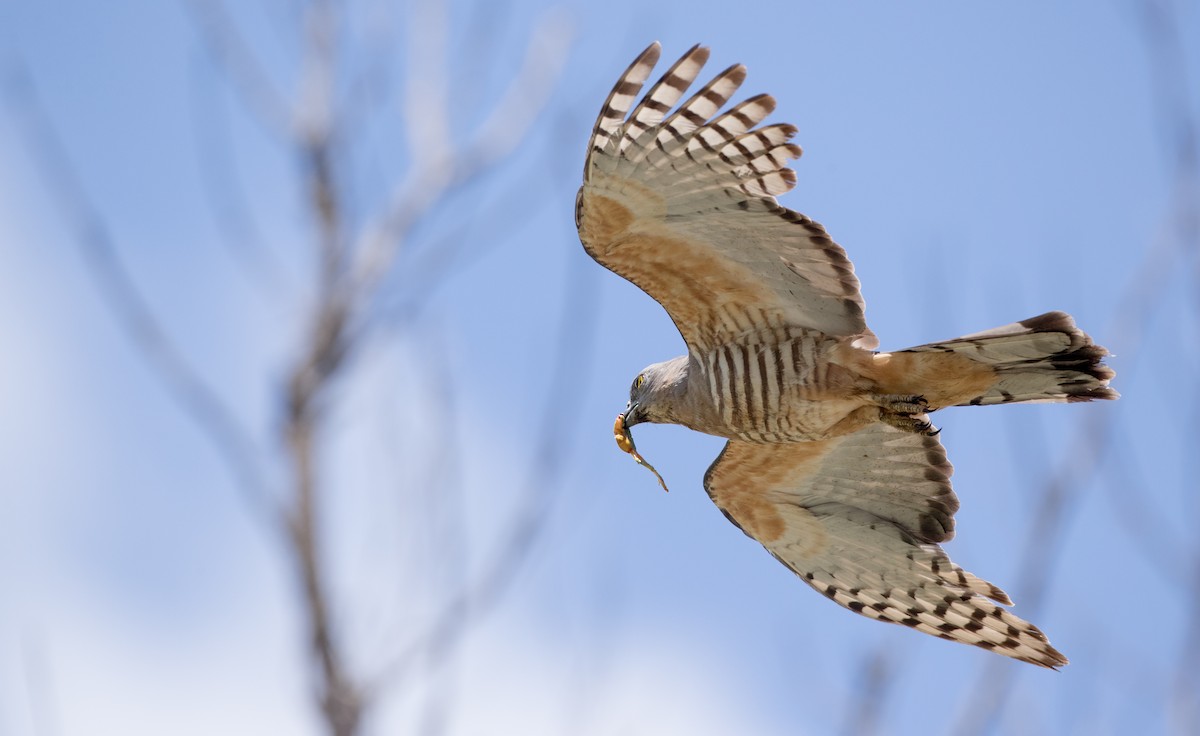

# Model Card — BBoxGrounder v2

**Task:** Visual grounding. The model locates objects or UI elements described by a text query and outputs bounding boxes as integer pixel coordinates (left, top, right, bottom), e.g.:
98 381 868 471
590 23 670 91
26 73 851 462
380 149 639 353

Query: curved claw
878 408 941 437
873 393 931 415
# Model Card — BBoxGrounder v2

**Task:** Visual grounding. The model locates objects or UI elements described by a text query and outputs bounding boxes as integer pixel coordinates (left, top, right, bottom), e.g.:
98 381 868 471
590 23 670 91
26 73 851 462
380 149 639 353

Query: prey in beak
613 411 669 492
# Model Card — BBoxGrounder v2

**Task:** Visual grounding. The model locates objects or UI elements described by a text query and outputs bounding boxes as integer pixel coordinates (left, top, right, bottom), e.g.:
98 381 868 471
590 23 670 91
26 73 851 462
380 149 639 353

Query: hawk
576 42 1117 668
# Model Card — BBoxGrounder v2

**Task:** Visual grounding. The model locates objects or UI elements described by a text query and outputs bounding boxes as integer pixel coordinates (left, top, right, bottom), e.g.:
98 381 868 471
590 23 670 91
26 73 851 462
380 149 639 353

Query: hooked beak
621 401 643 428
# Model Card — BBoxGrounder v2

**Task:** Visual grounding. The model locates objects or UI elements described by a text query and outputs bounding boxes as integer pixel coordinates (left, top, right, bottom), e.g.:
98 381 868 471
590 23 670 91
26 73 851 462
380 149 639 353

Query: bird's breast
689 331 870 443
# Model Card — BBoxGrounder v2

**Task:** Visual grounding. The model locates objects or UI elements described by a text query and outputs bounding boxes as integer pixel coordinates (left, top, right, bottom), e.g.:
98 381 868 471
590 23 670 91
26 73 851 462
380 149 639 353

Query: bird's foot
872 394 931 416
878 410 941 436
876 399 940 437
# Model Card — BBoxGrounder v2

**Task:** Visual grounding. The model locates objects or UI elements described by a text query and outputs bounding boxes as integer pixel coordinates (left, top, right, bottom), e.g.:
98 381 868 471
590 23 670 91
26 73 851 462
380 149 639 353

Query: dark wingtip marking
1018 311 1074 333
707 62 747 91
923 467 950 482
918 512 951 542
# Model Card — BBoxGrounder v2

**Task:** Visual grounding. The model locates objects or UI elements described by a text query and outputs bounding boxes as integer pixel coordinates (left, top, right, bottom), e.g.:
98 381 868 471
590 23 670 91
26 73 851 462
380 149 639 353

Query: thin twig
952 416 1109 736
12 3 578 734
181 0 295 136
1132 2 1200 733
278 3 367 732
367 239 601 695
188 55 292 298
0 62 276 527
841 646 897 736
953 3 1199 730
349 9 573 297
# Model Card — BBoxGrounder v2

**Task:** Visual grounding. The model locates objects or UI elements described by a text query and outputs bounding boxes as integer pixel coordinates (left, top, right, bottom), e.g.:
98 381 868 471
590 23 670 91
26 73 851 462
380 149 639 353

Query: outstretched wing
702 424 1067 668
577 42 877 354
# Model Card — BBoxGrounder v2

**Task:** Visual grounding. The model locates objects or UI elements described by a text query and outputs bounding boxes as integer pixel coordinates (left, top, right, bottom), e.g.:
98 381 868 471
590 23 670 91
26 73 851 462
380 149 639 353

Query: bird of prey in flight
576 42 1116 668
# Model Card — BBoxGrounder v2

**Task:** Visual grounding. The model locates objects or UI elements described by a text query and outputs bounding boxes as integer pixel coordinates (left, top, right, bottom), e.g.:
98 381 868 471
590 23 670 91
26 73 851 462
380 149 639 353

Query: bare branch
188 56 293 298
381 128 564 320
402 0 453 167
460 9 574 168
951 415 1110 736
1099 427 1186 582
1132 2 1200 733
12 3 578 734
181 0 295 136
1 61 276 526
275 5 368 731
841 646 898 736
349 8 573 298
367 247 601 695
954 2 1200 731
284 404 362 736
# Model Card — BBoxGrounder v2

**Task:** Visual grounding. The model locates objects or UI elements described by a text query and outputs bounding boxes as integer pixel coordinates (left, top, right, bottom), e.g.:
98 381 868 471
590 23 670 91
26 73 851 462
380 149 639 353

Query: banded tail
904 311 1118 407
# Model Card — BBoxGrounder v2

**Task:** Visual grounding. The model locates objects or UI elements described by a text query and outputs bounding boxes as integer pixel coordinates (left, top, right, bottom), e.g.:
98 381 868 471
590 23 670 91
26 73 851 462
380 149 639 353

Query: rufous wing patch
707 439 839 547
579 184 787 350
578 193 635 248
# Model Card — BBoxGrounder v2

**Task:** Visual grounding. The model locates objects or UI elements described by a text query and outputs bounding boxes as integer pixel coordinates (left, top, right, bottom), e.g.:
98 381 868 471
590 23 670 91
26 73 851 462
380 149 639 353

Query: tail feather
905 311 1117 407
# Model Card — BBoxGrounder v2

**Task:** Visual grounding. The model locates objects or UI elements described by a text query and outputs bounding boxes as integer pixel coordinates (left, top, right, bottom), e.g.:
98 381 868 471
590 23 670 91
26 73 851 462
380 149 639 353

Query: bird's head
612 358 688 492
621 369 652 428
620 357 688 429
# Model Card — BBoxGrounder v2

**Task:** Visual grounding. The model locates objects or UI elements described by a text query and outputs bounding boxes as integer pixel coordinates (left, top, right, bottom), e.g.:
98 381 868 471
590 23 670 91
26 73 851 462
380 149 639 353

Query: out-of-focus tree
4 1 575 733
6 3 1198 735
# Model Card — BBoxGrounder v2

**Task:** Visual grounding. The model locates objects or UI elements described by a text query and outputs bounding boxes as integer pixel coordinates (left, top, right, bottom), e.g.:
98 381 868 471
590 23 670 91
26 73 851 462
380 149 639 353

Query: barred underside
905 311 1118 406
705 428 1068 668
784 521 1066 669
584 43 661 178
699 328 850 442
618 44 710 156
594 53 796 203
584 44 1108 671
579 41 877 351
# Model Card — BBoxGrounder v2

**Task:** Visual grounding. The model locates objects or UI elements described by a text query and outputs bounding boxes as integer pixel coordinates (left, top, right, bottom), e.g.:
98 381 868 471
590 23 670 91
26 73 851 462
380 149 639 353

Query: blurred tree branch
0 62 279 528
1134 1 1200 731
189 57 292 299
4 1 575 733
181 0 293 136
841 646 897 736
952 1 1200 734
368 248 599 696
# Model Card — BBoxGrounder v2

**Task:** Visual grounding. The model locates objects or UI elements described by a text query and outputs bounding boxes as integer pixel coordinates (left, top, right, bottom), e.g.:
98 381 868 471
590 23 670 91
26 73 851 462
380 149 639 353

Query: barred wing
702 424 1067 668
577 42 877 354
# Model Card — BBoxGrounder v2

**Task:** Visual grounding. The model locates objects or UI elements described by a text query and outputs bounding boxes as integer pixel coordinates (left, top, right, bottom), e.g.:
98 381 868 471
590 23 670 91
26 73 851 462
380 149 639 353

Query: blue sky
2 1 1198 734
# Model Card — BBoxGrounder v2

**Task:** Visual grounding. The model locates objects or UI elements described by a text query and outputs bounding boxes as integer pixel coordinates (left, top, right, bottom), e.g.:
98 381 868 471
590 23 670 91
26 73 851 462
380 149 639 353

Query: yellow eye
631 374 645 396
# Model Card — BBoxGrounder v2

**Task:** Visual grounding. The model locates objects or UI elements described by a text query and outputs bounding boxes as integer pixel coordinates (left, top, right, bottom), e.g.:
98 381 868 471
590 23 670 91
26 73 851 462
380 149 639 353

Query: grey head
621 356 690 428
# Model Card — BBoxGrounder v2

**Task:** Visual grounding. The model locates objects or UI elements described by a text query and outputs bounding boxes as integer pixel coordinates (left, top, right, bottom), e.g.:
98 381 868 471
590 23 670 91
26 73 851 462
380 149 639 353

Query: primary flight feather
577 42 1116 668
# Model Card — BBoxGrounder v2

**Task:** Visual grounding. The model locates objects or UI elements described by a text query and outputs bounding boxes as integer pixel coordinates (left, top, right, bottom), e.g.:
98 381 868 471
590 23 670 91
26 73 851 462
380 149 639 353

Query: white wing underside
581 43 1072 669
703 423 1067 668
578 42 877 352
